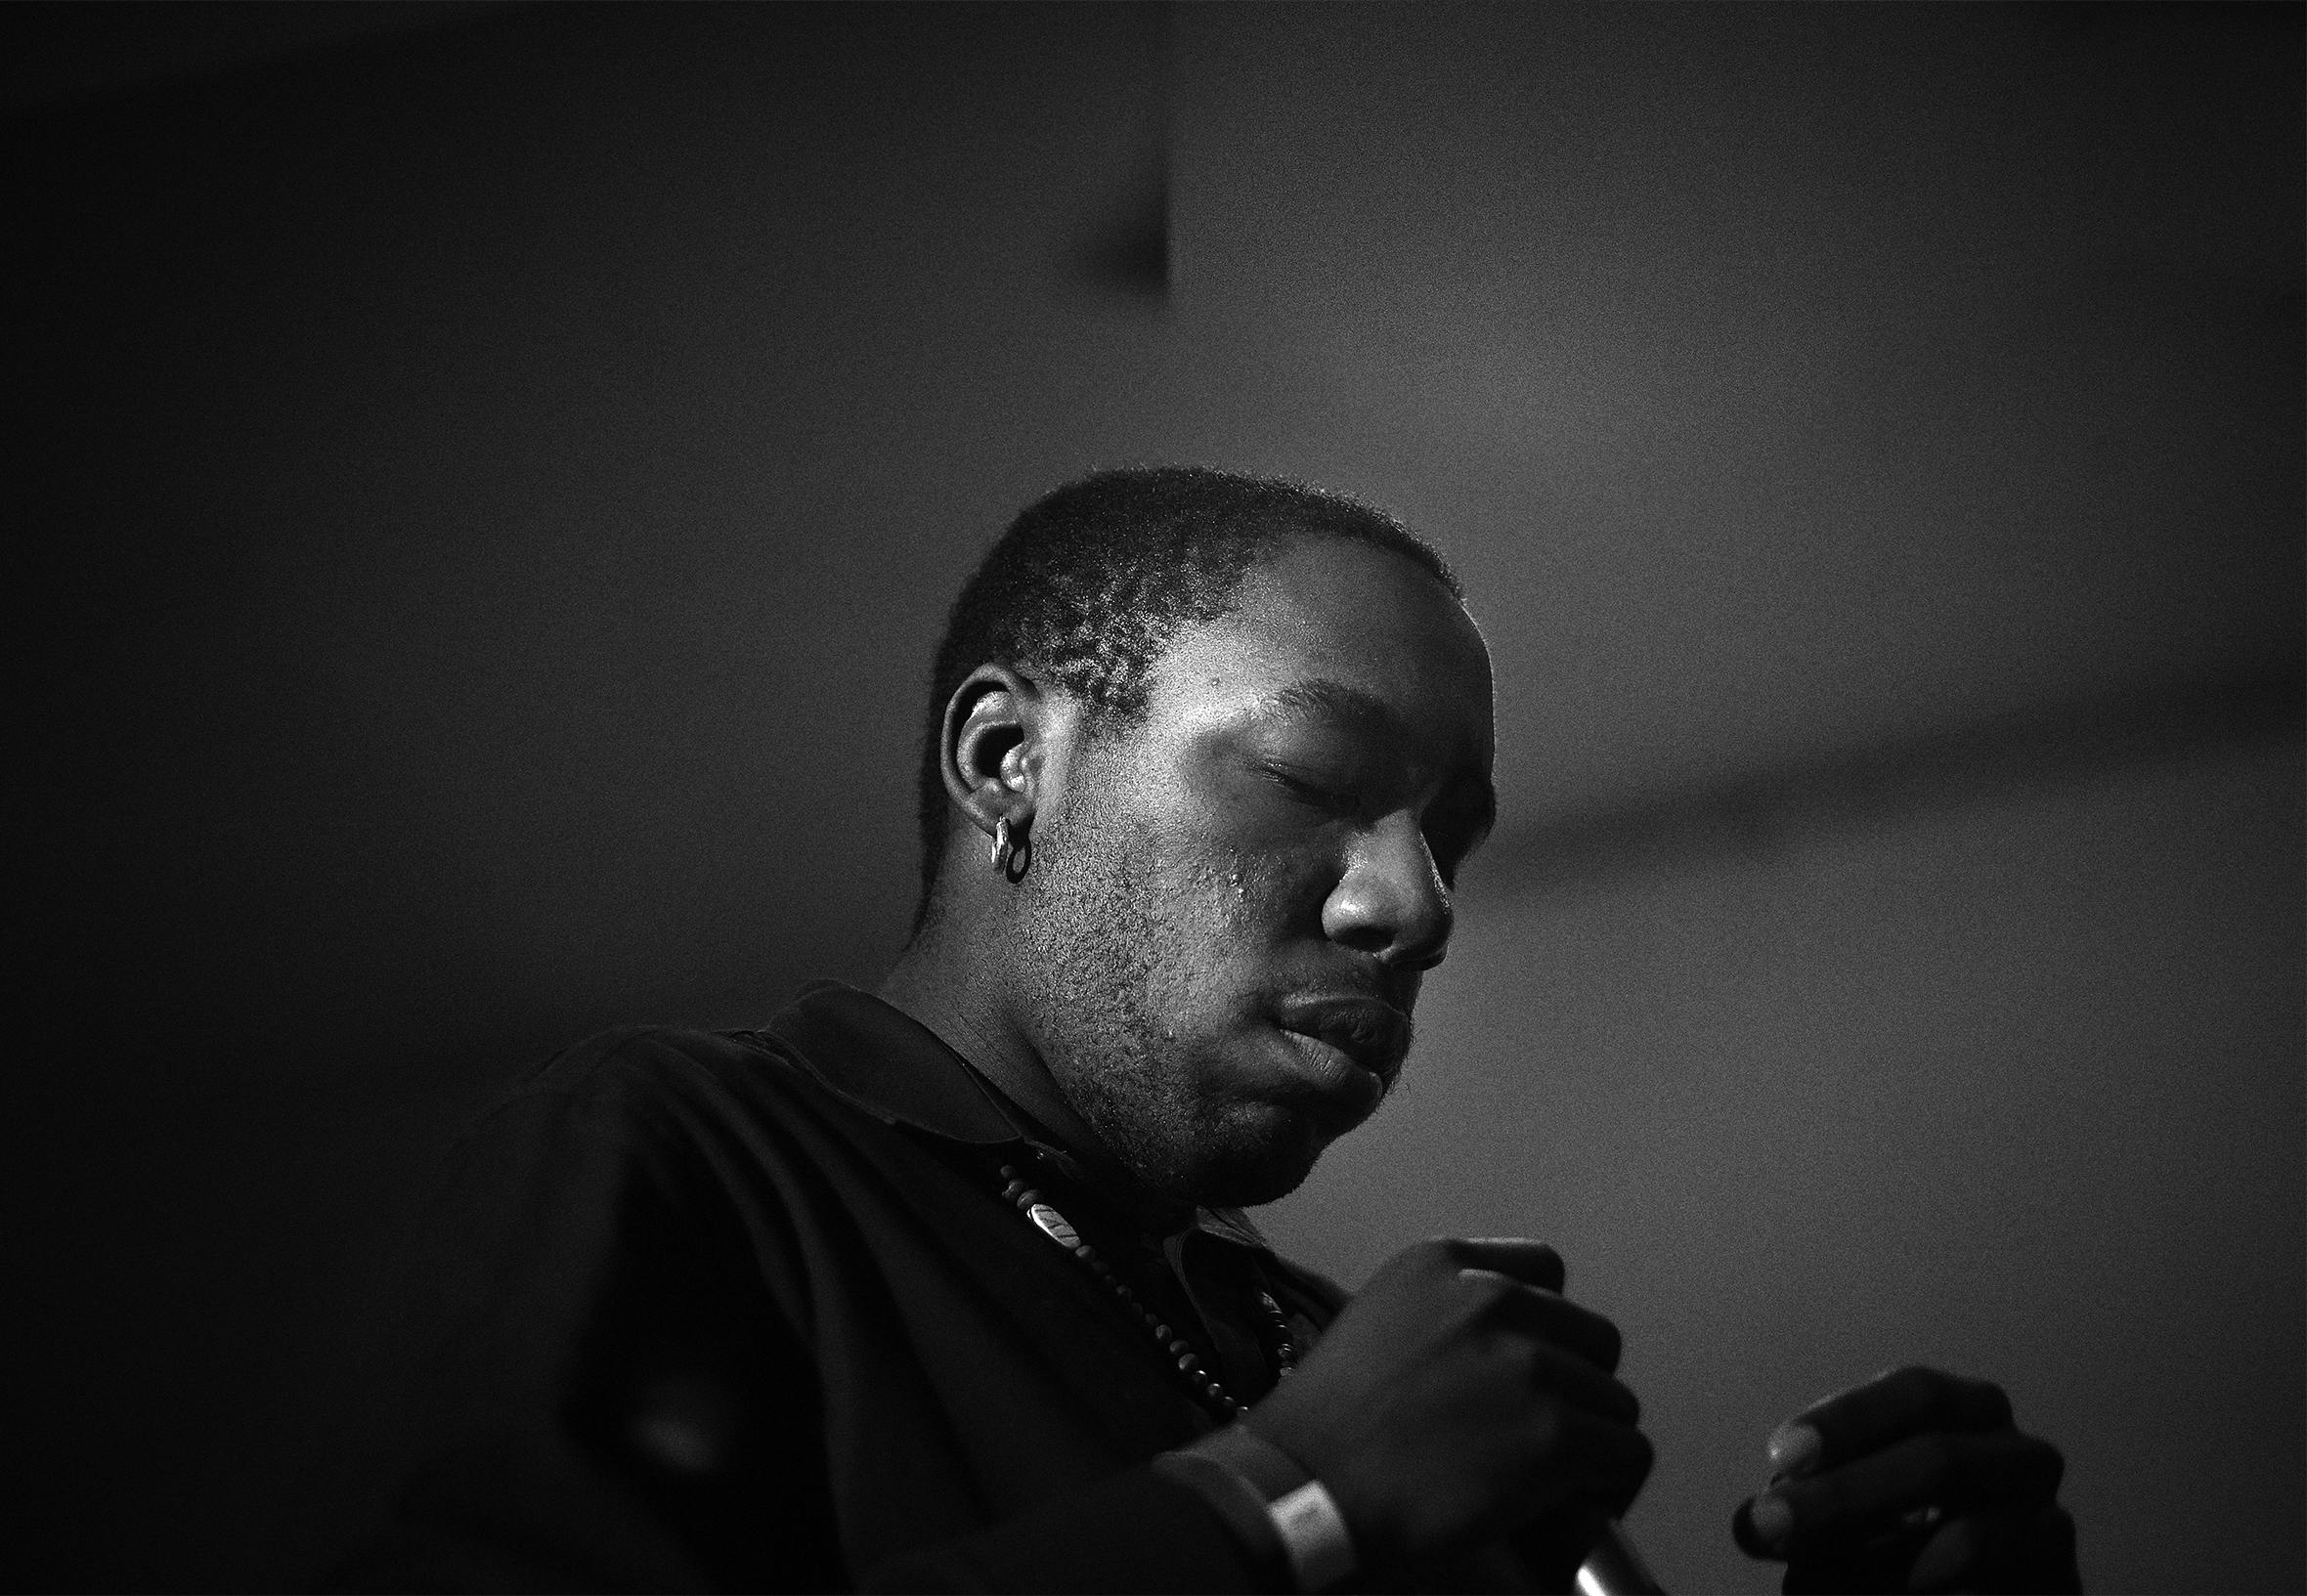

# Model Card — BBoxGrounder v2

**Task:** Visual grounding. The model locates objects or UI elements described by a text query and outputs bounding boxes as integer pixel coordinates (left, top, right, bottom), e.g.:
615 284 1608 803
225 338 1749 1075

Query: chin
1185 1106 1337 1208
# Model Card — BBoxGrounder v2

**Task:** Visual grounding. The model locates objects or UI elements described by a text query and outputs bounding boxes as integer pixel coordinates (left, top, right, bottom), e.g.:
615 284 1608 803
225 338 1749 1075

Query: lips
1272 994 1414 1090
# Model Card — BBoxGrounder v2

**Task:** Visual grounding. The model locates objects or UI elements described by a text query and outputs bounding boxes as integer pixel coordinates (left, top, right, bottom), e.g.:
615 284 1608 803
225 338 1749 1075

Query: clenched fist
1246 1237 1653 1574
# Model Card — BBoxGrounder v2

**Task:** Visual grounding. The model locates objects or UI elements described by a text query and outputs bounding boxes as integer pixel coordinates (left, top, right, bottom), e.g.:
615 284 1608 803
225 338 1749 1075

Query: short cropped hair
912 465 1459 927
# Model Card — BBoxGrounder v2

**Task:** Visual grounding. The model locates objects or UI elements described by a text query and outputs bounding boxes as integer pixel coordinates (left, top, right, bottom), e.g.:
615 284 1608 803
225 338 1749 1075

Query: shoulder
517 1022 795 1100
446 1021 863 1181
513 1018 857 1107
414 1022 911 1314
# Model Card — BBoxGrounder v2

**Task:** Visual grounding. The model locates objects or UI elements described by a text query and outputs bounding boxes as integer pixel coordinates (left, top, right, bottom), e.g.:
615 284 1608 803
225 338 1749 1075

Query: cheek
1135 846 1336 1018
1049 788 1337 996
1228 841 1340 937
1148 853 1260 959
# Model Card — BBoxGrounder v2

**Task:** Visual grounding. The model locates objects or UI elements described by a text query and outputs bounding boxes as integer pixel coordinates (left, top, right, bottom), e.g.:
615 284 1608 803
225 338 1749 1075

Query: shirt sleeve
326 1054 849 1593
860 1464 1288 1593
326 1038 1293 1595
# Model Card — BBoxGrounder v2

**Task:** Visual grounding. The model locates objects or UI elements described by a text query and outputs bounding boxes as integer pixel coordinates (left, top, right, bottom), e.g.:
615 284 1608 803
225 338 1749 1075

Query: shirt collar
757 979 1276 1253
760 979 1022 1145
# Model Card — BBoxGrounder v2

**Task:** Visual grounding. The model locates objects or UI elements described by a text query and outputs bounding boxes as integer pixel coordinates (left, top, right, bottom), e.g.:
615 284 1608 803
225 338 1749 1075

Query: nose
1321 811 1454 971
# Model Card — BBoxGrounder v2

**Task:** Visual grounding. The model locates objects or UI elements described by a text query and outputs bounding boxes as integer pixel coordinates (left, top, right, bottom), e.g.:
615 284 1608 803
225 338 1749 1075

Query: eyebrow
1268 677 1404 733
1263 677 1499 838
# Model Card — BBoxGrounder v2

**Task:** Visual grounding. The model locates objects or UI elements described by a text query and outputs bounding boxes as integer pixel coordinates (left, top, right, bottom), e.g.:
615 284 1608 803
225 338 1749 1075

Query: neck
879 917 1187 1228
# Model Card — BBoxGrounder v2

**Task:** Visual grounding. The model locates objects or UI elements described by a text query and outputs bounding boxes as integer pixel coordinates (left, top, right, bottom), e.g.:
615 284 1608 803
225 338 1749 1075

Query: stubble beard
1011 807 1327 1210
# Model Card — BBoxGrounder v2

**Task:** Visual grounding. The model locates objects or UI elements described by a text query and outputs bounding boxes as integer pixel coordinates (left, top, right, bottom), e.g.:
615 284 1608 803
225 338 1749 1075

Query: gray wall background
11 5 2299 1590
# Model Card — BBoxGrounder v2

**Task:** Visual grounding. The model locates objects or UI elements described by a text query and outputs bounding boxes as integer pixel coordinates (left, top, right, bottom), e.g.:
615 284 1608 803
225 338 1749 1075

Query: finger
1768 1366 2015 1479
1527 1341 1641 1428
1459 1273 1624 1374
1905 1505 2080 1595
1776 1516 1938 1594
1444 1236 1566 1294
1735 1494 1933 1574
1544 1403 1655 1520
1746 1431 2065 1554
1505 1499 1615 1593
1906 1512 1986 1593
1734 1496 1922 1565
1987 1505 2080 1595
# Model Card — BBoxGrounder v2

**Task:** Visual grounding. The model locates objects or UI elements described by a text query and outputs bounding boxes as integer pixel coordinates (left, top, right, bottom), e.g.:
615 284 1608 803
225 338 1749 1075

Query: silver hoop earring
989 816 1015 876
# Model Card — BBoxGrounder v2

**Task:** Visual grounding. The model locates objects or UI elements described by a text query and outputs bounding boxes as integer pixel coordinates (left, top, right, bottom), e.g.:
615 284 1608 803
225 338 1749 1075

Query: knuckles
1589 1317 1624 1375
1954 1373 2016 1432
2019 1437 2067 1498
1587 1371 1643 1436
1882 1363 1954 1411
1628 1428 1658 1488
1884 1364 2016 1431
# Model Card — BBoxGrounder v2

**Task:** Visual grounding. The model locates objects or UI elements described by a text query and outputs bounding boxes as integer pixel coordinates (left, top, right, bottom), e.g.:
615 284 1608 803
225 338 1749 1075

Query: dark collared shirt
332 981 1346 1592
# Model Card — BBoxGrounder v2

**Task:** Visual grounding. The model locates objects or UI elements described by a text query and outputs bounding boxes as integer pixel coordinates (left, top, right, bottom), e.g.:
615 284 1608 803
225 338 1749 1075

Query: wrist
1157 1423 1360 1592
1241 1410 1408 1573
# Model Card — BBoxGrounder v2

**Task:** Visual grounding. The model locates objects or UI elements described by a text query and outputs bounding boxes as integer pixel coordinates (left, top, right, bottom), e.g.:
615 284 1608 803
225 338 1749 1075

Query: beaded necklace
998 1161 1296 1418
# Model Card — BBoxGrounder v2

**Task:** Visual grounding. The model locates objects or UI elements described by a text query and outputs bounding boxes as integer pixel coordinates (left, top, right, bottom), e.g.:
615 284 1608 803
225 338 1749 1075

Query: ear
937 665 1052 841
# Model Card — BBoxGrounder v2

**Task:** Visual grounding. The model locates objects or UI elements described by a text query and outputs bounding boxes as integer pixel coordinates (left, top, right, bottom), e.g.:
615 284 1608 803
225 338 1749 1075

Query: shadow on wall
1485 667 2302 893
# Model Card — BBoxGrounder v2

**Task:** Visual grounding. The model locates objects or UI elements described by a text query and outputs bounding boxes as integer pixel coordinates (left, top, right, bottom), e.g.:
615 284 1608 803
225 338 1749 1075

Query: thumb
1444 1237 1565 1294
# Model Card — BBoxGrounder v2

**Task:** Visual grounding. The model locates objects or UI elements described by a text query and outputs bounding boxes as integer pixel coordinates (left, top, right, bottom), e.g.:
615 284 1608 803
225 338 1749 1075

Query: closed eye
1263 764 1360 815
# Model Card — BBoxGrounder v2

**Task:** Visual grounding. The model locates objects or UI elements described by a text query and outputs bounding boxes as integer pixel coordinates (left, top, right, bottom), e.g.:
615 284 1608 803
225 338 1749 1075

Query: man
336 468 2079 1592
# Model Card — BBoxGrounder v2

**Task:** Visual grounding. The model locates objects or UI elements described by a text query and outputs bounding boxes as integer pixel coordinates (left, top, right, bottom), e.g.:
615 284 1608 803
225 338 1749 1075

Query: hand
1245 1237 1652 1572
1734 1366 2079 1593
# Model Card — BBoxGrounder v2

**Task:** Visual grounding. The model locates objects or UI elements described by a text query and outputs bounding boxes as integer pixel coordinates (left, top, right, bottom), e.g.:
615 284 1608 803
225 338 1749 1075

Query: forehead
1141 538 1496 763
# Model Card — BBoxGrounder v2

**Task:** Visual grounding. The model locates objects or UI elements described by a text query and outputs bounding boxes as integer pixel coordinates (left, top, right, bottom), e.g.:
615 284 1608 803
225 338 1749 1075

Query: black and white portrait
11 6 2299 1592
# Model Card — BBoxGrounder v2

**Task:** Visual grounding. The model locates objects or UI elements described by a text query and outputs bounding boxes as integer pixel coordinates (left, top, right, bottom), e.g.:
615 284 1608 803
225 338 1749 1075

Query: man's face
1012 538 1497 1208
